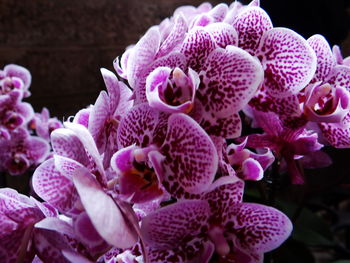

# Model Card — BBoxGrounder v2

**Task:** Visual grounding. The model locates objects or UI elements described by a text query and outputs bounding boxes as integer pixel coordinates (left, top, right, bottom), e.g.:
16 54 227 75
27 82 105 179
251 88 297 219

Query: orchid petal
199 45 263 117
127 26 161 88
157 14 188 58
117 103 165 148
32 158 79 214
161 113 218 196
4 64 32 92
88 91 109 153
141 200 210 249
257 27 317 97
100 68 121 114
203 177 244 223
64 122 106 185
233 6 273 54
72 167 138 248
51 128 90 166
205 22 238 48
229 203 292 254
307 34 336 82
180 27 216 72
208 3 228 22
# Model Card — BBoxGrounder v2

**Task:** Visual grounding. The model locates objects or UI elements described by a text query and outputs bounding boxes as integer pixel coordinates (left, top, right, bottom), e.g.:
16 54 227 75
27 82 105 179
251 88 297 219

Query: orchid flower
242 110 323 184
303 35 350 148
0 188 60 263
32 122 139 251
0 127 49 175
0 64 31 101
140 177 292 263
230 2 317 127
113 105 218 200
29 107 63 141
88 68 133 168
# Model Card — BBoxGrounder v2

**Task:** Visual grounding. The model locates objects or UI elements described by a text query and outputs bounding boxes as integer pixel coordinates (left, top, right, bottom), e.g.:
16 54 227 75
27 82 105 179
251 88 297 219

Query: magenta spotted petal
117 103 167 148
233 6 273 55
228 203 292 255
160 113 218 196
141 200 211 249
202 176 244 224
205 22 238 48
257 27 317 97
199 45 264 117
51 128 90 167
32 158 79 214
193 100 242 138
307 34 336 82
180 27 216 72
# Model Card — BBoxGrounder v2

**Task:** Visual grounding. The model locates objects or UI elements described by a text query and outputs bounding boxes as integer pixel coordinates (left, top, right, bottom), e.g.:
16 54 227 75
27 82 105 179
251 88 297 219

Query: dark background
0 0 349 120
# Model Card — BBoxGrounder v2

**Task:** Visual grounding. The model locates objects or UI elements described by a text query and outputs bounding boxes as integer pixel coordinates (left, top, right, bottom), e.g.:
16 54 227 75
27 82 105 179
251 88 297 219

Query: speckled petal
64 122 106 185
198 110 242 139
32 158 79 214
51 128 90 167
307 34 336 82
199 45 263 117
202 176 244 223
28 136 50 164
257 28 317 97
233 6 273 55
205 22 238 48
141 200 210 249
73 108 91 128
161 113 218 196
326 65 350 92
228 203 292 254
180 27 216 72
117 103 164 148
319 117 350 148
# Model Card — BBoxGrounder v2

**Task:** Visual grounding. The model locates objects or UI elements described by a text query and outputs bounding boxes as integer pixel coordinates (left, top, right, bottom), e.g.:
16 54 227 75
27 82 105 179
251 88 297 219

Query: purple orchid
0 127 49 175
0 188 60 263
0 64 31 101
226 138 275 181
0 94 34 134
303 34 350 148
114 105 218 200
88 68 133 167
242 110 323 184
29 107 63 141
140 177 292 262
229 3 317 126
32 122 139 250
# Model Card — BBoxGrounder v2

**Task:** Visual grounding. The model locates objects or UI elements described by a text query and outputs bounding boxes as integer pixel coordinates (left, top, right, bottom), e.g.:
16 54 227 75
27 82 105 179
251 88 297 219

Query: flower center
208 226 230 257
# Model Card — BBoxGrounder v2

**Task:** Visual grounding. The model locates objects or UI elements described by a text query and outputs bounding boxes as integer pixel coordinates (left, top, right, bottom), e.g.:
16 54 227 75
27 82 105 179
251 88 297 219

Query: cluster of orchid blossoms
0 64 62 176
1 0 350 262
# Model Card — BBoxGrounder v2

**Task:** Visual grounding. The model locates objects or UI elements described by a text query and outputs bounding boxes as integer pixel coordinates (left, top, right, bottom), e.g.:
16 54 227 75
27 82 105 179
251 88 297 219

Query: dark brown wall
0 0 349 121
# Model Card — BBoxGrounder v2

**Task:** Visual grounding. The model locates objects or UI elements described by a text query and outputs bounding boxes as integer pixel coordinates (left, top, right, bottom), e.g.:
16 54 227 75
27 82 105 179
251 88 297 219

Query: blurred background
0 1 350 262
0 0 349 120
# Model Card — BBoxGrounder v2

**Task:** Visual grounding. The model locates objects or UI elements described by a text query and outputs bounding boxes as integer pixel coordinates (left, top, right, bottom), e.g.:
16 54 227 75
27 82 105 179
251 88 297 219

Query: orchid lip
208 225 230 257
